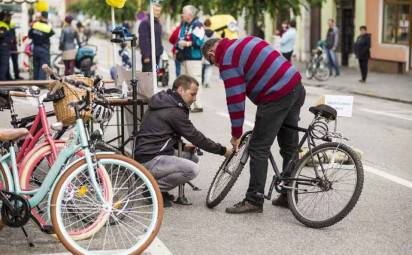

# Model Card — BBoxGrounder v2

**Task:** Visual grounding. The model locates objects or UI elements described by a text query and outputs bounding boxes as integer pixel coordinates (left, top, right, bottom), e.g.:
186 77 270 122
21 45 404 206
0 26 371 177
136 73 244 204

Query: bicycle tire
305 61 314 79
206 132 251 208
0 165 9 231
51 154 163 254
287 142 364 228
314 64 330 81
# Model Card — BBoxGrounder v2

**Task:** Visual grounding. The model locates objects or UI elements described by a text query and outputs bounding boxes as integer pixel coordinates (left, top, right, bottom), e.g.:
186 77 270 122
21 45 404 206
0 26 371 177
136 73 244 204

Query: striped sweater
215 36 302 138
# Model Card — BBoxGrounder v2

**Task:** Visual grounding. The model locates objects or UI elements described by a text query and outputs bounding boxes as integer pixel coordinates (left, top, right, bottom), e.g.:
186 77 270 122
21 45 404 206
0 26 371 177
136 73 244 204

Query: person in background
276 20 289 37
60 15 81 75
325 18 340 77
201 18 216 88
0 11 11 81
138 3 163 72
279 20 297 62
28 11 54 80
354 26 371 83
169 22 182 77
176 5 205 113
5 12 22 80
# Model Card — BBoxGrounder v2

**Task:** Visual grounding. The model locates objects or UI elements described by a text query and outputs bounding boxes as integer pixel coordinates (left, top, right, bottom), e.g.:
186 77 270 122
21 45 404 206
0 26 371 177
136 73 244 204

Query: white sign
317 95 354 117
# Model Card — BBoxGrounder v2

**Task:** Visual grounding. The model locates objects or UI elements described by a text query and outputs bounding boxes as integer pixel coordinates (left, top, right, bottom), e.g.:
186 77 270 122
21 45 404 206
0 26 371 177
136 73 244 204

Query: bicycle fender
46 151 115 222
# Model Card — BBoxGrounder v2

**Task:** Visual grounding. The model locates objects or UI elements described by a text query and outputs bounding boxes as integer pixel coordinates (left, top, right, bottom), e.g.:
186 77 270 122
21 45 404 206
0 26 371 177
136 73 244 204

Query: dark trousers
64 60 75 75
33 46 50 80
246 83 306 206
0 48 10 81
358 58 368 81
141 56 160 72
11 51 20 79
282 51 293 62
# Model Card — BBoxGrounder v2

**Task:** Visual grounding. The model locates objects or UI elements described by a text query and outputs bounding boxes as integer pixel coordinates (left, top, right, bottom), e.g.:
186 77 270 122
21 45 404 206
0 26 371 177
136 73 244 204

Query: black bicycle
206 104 364 228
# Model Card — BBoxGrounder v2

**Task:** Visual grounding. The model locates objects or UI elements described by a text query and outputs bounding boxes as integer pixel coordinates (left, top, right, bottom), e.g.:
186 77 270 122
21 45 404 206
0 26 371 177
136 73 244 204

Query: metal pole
149 1 158 93
111 7 117 67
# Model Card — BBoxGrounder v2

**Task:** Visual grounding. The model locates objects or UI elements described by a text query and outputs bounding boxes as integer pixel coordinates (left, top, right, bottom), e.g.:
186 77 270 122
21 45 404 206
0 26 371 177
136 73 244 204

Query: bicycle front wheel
287 142 364 228
51 154 163 254
206 132 251 208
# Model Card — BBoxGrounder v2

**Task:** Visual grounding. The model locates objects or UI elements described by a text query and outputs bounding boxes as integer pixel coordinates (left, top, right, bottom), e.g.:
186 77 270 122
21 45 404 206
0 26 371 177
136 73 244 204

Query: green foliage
68 0 139 22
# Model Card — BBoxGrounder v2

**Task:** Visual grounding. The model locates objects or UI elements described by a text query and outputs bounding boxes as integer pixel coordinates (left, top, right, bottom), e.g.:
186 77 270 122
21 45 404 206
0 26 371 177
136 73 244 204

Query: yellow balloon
35 0 49 12
106 0 127 9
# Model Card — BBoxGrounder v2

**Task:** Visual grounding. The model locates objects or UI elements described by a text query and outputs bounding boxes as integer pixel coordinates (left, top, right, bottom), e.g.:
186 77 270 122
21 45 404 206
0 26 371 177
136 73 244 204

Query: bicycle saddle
0 128 29 141
309 104 337 120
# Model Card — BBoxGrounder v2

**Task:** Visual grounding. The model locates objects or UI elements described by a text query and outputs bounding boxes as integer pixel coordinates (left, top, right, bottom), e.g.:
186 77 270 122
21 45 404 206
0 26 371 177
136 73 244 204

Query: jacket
134 89 226 163
354 33 371 60
138 17 163 59
326 26 339 50
60 26 80 51
176 18 205 60
0 21 11 49
29 21 54 48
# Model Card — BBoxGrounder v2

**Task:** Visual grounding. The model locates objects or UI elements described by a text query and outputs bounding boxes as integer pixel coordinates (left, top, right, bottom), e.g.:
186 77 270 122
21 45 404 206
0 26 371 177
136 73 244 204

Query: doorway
336 0 355 66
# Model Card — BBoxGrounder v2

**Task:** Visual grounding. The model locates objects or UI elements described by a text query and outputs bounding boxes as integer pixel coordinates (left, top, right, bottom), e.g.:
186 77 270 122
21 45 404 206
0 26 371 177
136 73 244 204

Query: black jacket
138 17 163 59
134 90 226 163
354 33 371 60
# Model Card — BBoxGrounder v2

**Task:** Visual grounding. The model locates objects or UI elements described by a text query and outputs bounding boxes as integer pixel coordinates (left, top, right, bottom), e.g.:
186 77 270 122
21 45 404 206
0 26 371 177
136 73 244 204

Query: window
382 0 411 44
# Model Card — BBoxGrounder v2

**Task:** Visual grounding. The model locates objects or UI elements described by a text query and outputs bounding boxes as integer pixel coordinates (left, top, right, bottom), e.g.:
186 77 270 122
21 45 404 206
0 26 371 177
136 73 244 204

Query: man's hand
230 136 241 152
143 58 150 64
224 147 233 157
183 144 196 153
178 40 190 48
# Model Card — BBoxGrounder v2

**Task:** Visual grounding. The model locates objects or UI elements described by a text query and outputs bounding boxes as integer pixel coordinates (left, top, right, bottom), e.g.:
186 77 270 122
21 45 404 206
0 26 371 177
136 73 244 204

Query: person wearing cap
4 12 22 80
59 15 80 75
29 11 54 80
0 11 12 81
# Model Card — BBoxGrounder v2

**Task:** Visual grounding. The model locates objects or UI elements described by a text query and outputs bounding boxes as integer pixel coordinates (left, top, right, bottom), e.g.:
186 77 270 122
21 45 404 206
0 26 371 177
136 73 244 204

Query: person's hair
360 25 367 31
204 18 211 27
282 20 289 25
183 5 197 17
172 75 199 91
328 18 335 23
201 38 220 58
290 20 296 28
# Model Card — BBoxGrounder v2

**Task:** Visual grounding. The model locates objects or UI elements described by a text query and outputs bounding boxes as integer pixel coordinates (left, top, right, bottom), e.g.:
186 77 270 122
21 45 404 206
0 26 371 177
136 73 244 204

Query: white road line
216 110 412 189
360 108 412 122
364 165 412 189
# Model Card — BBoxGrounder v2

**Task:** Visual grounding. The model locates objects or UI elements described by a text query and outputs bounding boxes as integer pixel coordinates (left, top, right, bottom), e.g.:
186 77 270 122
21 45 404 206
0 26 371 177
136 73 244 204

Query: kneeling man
134 75 232 207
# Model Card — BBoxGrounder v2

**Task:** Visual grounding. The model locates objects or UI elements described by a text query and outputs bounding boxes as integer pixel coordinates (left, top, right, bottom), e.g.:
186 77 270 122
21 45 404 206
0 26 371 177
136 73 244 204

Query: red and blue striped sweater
215 36 302 138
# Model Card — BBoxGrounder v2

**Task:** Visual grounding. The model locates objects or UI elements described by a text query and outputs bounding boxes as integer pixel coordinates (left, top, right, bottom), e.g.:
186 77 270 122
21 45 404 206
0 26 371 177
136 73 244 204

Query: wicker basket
50 75 93 127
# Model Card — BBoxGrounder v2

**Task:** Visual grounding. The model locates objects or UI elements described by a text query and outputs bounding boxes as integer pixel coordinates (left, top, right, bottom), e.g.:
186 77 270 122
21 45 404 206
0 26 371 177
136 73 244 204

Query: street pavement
0 35 411 254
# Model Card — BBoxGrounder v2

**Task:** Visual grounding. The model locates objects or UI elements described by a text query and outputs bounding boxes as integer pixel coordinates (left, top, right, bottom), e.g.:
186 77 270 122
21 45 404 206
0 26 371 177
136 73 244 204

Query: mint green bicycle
0 80 163 254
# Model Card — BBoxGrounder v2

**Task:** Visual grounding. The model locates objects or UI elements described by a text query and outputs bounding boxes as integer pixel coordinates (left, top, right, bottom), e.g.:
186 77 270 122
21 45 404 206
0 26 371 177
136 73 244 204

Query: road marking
360 108 412 122
216 110 412 189
216 112 254 127
364 165 412 189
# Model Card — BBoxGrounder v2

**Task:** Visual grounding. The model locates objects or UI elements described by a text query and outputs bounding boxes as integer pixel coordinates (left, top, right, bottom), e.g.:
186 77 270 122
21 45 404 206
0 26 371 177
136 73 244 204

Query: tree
161 0 325 36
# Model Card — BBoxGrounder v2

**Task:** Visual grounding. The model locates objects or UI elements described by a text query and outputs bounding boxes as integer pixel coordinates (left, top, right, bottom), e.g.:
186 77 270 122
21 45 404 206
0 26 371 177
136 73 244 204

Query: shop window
382 0 411 44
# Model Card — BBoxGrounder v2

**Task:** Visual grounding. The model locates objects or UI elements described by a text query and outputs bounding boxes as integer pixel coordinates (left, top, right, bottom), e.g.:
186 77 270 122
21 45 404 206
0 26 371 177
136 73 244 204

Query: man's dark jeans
33 46 50 80
246 82 306 206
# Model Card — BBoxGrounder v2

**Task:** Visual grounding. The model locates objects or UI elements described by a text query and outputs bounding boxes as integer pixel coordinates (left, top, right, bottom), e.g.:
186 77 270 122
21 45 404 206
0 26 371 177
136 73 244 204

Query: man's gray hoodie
134 89 226 163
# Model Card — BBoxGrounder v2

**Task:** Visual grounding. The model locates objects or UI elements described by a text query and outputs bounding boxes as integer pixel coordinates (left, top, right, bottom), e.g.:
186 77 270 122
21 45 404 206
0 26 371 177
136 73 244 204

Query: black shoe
162 192 173 208
359 79 366 83
225 200 263 214
272 194 288 208
190 107 203 113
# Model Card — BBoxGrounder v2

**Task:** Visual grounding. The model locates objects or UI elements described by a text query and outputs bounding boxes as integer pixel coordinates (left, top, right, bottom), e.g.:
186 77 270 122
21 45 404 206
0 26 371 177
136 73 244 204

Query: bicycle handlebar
9 91 28 97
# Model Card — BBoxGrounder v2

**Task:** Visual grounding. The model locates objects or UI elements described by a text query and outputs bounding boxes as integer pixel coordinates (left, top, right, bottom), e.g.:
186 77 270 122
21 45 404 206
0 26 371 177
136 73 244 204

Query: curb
302 81 412 105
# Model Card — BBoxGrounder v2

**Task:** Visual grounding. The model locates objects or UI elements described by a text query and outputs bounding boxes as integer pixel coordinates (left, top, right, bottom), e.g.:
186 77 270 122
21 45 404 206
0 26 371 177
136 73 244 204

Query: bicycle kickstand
187 181 201 191
21 226 35 247
174 184 192 205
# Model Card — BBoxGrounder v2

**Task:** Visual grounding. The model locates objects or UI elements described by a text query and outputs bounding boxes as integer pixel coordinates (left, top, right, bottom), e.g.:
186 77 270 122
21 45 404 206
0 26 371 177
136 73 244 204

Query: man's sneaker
225 200 263 214
190 107 203 113
272 194 288 208
162 192 173 208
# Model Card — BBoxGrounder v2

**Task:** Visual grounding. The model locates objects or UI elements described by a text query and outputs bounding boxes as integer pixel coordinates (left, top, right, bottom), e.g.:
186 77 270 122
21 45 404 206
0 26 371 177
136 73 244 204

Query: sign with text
317 95 354 117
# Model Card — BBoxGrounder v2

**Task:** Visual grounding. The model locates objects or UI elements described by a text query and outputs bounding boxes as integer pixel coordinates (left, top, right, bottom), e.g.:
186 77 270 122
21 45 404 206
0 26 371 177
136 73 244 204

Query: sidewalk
296 63 412 104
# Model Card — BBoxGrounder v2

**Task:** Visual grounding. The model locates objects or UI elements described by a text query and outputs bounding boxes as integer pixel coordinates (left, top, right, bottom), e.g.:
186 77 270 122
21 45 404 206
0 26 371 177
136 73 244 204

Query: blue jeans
175 60 181 77
326 49 340 76
33 46 50 80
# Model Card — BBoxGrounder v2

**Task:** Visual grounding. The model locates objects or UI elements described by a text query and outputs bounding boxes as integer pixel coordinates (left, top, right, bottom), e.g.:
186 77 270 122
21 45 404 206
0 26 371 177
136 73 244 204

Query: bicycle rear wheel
0 165 9 231
51 154 163 254
206 132 251 208
287 142 364 228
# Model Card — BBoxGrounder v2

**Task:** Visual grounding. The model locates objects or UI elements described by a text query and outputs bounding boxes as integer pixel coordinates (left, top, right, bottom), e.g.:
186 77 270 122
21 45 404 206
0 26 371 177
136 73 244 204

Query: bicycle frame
0 117 106 222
